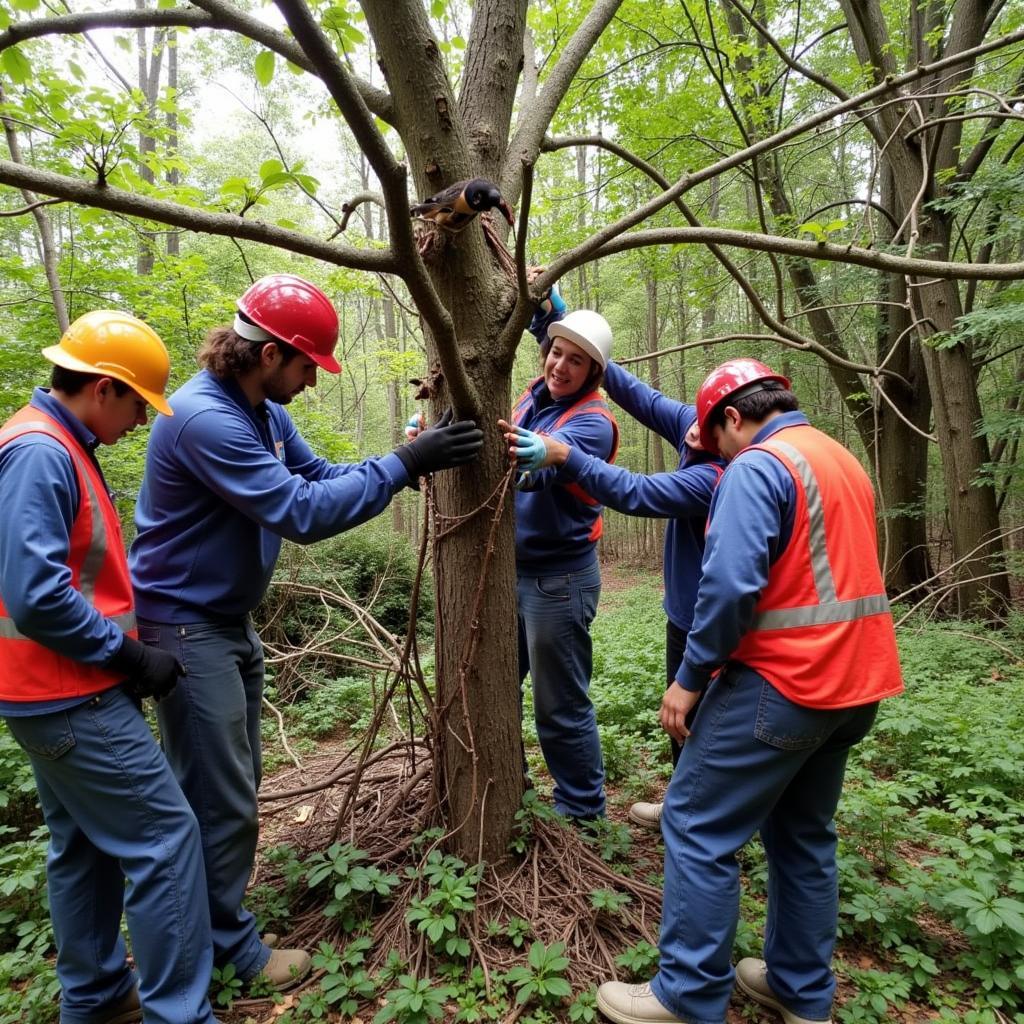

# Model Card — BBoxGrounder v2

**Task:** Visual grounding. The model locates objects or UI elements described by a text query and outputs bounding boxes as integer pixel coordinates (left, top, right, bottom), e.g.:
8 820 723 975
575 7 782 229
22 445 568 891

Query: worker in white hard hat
502 307 619 821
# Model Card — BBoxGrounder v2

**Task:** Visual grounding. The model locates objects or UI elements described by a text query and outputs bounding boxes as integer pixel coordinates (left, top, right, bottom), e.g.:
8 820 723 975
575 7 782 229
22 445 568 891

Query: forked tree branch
500 0 624 206
0 2 396 124
531 25 1024 297
0 158 397 272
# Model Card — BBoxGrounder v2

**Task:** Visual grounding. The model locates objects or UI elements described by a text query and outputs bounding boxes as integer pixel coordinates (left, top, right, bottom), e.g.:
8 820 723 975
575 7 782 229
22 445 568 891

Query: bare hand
660 682 702 743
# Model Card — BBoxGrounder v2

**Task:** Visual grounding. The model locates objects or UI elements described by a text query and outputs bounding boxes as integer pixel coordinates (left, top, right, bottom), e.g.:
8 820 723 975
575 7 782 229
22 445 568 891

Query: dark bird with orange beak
410 177 514 231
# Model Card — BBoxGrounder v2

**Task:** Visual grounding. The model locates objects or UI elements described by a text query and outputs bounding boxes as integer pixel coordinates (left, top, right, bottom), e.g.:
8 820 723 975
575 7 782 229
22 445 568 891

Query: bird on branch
410 177 514 232
410 177 516 263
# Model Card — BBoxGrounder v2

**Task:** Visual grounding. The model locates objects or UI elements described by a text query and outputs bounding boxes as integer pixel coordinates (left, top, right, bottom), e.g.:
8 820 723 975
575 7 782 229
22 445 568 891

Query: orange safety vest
730 424 903 709
0 406 137 702
512 380 620 541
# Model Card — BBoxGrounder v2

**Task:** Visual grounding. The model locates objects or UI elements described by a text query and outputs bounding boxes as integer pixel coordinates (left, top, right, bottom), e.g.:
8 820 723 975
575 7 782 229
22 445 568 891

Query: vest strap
751 437 890 630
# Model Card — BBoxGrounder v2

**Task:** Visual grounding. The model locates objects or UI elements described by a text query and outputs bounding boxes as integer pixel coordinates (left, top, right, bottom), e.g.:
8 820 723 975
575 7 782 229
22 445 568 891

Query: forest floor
225 564 1023 1024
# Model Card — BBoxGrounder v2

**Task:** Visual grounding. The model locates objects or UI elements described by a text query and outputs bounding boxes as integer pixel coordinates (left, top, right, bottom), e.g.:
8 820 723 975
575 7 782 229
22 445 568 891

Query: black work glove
107 634 185 702
393 408 484 477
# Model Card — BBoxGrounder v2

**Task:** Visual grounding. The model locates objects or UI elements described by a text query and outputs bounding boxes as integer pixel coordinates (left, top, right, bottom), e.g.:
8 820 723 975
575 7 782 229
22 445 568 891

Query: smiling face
543 337 594 399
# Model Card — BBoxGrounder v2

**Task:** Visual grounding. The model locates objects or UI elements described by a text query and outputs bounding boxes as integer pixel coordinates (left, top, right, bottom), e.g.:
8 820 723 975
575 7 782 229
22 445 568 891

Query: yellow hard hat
42 310 173 416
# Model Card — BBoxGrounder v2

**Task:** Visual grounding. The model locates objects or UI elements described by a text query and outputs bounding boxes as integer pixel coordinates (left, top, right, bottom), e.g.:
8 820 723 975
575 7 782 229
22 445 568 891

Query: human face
544 337 593 399
264 351 318 405
93 381 149 445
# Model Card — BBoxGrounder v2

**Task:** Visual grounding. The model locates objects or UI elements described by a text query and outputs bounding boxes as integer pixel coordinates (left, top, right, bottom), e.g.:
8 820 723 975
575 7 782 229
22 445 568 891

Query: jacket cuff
675 660 712 693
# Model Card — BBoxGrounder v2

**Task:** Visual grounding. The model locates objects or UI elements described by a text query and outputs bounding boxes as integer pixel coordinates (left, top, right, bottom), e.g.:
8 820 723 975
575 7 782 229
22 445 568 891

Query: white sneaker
596 981 681 1023
627 801 663 830
735 958 832 1024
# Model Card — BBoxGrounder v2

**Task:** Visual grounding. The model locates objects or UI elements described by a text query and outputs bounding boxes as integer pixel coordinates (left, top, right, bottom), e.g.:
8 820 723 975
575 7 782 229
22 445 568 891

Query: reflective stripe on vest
752 437 890 630
0 414 135 701
0 420 109 606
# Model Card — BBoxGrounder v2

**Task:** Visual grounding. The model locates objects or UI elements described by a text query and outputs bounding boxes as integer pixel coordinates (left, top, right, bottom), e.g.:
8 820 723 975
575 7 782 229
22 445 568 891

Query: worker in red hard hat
597 358 903 1024
128 274 482 991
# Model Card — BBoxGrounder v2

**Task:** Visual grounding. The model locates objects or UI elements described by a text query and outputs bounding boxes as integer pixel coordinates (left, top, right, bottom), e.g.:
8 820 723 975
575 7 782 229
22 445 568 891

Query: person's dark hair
540 335 605 393
705 384 799 435
197 321 300 379
50 365 131 397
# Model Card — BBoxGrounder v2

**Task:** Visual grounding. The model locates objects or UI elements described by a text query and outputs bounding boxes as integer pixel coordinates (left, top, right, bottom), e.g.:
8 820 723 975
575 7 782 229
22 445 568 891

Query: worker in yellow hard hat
0 311 218 1024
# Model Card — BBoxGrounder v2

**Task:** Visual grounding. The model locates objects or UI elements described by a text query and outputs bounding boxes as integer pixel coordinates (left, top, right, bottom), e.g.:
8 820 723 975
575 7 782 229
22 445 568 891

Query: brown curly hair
197 326 299 379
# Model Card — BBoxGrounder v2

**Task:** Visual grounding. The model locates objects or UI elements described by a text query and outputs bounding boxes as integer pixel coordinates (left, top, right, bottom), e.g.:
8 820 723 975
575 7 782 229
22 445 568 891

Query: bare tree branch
500 0 625 205
0 3 395 124
568 224 1024 281
337 191 385 233
532 25 1024 297
0 158 397 272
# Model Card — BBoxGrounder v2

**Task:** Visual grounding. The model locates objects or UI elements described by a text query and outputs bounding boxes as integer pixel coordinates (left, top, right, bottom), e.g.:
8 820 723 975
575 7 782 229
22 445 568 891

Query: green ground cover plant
2 571 1022 1022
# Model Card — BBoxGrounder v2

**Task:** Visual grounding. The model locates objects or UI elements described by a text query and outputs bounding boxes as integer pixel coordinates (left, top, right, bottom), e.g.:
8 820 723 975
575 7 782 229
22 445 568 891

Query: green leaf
1 47 31 85
450 35 465 49
11 0 42 11
431 0 445 16
259 159 284 180
255 50 276 87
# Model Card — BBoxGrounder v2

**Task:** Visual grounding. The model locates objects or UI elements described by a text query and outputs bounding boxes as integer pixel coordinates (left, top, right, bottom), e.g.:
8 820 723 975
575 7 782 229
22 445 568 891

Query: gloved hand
107 634 185 702
404 412 424 440
506 423 549 472
539 280 566 316
394 408 484 477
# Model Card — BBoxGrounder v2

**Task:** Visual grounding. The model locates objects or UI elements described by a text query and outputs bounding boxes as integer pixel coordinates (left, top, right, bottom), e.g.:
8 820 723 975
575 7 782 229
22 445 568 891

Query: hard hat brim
547 322 607 369
42 344 174 417
310 350 342 374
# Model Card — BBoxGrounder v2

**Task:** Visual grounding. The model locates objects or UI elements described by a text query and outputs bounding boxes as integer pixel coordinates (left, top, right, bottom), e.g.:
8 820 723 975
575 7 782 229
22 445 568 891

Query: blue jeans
4 687 214 1024
140 618 271 979
517 560 605 818
650 664 878 1024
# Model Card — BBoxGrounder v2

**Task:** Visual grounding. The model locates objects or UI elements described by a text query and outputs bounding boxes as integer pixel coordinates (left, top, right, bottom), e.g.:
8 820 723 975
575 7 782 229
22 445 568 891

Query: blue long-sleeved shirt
129 370 410 622
675 411 805 691
0 389 126 716
528 307 724 629
513 376 616 575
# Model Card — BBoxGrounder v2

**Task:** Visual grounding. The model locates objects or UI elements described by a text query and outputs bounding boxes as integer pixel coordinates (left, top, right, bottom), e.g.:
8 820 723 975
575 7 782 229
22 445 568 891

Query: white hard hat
548 309 613 369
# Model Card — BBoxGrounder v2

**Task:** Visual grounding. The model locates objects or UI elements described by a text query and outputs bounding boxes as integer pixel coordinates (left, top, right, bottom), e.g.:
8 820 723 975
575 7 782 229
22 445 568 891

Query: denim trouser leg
760 702 878 1018
517 561 605 818
650 665 877 1024
145 619 270 979
4 688 215 1024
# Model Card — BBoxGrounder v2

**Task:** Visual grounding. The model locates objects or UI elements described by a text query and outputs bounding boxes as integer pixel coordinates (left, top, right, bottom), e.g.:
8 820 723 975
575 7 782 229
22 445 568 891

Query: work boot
596 981 681 1023
251 947 312 991
735 958 833 1024
627 801 663 830
92 988 141 1024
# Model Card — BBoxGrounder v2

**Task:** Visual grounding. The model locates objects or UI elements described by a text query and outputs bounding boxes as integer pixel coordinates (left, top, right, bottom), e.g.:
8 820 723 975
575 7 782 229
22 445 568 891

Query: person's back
129 274 482 990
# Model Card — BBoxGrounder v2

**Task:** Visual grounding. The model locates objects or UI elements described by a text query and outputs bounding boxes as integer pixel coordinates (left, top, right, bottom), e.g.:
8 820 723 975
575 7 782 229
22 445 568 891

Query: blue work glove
507 423 548 472
539 280 566 316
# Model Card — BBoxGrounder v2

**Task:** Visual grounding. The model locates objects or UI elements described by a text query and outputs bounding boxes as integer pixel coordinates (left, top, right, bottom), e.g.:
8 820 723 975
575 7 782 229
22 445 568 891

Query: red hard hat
237 274 341 374
696 358 791 454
